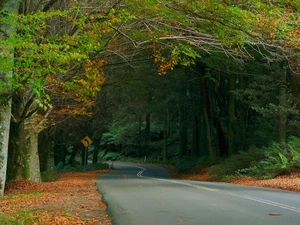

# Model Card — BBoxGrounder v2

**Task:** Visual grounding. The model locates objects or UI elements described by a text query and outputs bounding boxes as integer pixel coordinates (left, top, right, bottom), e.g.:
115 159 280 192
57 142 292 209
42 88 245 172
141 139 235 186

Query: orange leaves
153 49 175 75
2 170 112 225
157 62 174 75
84 59 106 95
48 58 107 118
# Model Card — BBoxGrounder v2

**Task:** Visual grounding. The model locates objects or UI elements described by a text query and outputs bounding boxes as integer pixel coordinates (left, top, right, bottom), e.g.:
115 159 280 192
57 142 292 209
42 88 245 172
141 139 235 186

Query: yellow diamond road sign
81 136 93 147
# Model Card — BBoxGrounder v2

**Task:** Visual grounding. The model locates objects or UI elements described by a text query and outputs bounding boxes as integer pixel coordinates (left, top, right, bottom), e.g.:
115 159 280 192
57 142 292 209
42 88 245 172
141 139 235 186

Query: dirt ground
1 166 299 225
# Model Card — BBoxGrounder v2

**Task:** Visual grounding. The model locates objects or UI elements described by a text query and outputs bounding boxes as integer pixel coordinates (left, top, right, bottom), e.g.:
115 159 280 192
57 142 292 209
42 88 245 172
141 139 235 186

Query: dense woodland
0 0 299 197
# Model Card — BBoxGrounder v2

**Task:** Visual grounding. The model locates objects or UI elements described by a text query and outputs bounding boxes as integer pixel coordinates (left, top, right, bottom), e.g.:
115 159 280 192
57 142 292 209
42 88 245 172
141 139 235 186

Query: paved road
96 162 300 225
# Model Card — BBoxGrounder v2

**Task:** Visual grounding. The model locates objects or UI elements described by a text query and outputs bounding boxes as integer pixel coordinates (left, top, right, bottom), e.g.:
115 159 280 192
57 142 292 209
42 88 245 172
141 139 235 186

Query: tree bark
277 64 287 142
23 130 41 182
163 109 168 161
179 105 187 157
145 112 151 153
92 130 103 164
0 0 22 197
7 121 24 182
228 74 236 156
289 56 300 136
0 103 11 197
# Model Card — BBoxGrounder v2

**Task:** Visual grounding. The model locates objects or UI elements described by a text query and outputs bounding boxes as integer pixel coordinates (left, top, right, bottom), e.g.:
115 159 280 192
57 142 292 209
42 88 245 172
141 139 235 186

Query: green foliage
175 157 197 174
210 147 265 176
211 136 300 180
102 122 140 146
98 150 106 159
102 152 122 161
251 137 300 179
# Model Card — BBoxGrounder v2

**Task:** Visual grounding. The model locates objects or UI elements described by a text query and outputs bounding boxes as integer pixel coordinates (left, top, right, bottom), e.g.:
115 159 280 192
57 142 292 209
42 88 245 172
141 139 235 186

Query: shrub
210 146 265 177
211 136 300 180
249 136 300 178
102 152 122 161
175 157 197 174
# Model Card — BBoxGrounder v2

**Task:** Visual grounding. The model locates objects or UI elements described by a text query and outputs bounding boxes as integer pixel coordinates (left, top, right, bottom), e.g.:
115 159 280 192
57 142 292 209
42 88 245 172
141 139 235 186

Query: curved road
96 162 300 225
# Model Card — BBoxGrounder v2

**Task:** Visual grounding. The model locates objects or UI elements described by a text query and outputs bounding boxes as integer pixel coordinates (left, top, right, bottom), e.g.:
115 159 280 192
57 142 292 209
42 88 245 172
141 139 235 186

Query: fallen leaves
230 172 300 192
1 170 112 225
169 166 300 192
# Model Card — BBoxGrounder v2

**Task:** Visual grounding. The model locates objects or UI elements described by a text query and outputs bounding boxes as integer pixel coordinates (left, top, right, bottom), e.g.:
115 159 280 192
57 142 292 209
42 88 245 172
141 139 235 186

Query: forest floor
1 166 299 225
170 166 300 192
1 170 112 225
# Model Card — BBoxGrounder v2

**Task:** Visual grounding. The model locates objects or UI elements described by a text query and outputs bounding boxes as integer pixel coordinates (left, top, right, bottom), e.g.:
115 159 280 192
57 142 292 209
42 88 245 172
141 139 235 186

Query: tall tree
5 0 127 183
0 0 22 198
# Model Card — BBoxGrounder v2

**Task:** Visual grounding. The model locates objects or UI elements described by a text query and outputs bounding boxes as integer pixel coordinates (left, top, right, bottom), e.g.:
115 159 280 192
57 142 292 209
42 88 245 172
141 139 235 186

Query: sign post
81 136 93 171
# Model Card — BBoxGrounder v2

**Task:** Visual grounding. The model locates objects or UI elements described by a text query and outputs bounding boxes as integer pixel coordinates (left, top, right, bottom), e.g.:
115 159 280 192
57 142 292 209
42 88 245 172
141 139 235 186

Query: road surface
96 162 300 225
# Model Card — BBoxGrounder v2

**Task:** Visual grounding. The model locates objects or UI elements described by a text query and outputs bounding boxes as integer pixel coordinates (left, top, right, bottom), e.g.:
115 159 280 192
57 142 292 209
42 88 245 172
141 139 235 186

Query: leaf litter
1 170 112 225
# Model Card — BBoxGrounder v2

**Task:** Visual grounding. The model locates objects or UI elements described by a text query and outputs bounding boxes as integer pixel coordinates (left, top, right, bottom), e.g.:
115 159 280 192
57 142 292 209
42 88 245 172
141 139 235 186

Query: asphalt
96 162 300 225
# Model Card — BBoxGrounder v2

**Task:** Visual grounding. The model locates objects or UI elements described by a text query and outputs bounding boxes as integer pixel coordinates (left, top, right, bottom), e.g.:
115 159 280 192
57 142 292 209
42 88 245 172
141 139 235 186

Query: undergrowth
210 136 300 180
175 156 214 174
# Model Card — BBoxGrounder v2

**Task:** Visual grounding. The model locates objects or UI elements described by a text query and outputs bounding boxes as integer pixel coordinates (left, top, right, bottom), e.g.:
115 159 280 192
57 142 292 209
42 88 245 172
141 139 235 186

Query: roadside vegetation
209 136 300 181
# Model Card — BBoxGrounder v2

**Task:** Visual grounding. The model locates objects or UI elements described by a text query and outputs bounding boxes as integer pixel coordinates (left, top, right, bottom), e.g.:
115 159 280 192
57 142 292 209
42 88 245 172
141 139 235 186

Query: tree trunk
179 105 187 157
163 129 167 161
277 64 287 142
204 107 215 161
163 109 168 161
38 131 52 172
8 114 42 182
0 102 11 197
289 56 300 136
68 143 80 166
0 0 21 198
7 121 25 182
92 130 103 164
145 112 151 154
200 76 215 161
23 130 41 182
228 74 236 156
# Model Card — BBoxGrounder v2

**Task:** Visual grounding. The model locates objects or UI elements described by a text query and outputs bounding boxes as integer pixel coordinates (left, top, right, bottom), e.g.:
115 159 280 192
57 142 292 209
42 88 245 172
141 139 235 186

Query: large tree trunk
0 0 22 197
7 87 42 183
23 130 41 182
39 130 52 172
0 103 11 197
7 121 25 182
8 114 42 182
